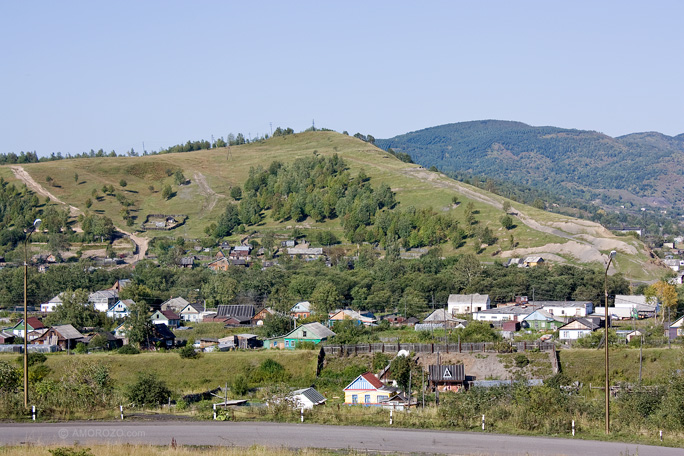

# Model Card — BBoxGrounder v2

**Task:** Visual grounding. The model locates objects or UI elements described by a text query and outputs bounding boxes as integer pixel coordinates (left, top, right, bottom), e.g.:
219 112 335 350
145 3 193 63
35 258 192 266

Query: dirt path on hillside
10 165 82 217
10 165 147 263
193 172 225 214
402 167 638 269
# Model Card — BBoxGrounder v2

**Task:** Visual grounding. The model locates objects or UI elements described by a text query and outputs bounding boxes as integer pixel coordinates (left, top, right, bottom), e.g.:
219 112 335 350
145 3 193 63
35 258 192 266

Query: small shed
289 387 327 409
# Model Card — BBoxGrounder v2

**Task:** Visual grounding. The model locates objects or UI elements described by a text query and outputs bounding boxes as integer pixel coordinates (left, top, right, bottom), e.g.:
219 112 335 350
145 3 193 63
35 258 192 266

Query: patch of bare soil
415 353 547 381
402 167 643 267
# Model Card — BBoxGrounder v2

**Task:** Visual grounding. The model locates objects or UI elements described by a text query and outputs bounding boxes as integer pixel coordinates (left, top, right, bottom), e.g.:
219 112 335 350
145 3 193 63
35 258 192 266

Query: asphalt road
1 421 680 456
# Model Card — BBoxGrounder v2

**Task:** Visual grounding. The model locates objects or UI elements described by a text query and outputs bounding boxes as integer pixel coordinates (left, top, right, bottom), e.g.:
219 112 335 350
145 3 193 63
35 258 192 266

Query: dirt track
193 172 225 214
9 165 147 263
404 167 639 270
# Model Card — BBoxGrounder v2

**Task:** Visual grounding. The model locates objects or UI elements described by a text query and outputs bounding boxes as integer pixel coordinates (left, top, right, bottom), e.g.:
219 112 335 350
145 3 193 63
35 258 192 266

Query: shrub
118 345 140 355
0 360 20 393
49 448 94 456
74 342 87 354
17 352 47 367
179 345 201 359
126 373 172 406
514 354 530 368
250 358 289 384
232 374 249 396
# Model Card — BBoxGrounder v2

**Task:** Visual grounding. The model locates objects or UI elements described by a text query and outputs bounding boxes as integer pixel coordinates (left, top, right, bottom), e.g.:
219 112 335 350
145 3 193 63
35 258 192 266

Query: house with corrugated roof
265 322 335 349
289 387 327 409
216 305 255 326
522 309 565 330
89 290 119 313
161 296 190 314
33 324 85 350
558 318 601 340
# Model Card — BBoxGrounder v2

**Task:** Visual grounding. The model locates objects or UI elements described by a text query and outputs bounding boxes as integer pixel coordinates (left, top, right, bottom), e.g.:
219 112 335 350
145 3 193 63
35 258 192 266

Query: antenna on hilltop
270 122 273 136
312 119 315 131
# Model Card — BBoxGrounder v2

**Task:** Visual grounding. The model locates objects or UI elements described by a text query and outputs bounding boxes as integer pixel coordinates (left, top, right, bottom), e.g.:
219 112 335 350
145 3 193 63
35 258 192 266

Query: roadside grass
0 445 368 456
560 347 683 385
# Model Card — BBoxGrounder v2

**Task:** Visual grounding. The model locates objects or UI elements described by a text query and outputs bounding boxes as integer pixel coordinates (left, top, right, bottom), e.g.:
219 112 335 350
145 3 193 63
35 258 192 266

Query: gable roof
558 317 600 331
15 317 45 331
89 290 119 301
216 305 256 322
424 309 464 322
152 323 176 340
180 303 203 314
291 387 327 406
160 310 180 320
52 324 85 340
344 372 386 391
161 296 190 311
295 322 335 339
291 301 312 313
523 309 564 322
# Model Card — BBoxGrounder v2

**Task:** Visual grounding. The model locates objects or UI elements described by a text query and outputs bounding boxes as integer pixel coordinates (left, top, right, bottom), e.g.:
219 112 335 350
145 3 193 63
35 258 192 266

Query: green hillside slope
376 120 684 215
3 131 662 280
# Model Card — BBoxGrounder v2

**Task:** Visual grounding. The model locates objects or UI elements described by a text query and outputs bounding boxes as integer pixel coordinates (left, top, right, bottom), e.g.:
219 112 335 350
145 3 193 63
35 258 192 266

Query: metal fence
322 341 555 356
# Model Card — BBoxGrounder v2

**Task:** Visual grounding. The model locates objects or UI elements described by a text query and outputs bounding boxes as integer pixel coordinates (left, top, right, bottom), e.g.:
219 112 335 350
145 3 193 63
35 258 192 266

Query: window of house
302 331 307 337
364 394 371 404
352 395 358 404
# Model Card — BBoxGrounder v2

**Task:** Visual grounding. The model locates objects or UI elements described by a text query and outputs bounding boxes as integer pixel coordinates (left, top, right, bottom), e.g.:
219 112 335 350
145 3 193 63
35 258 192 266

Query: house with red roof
150 310 181 328
343 372 399 406
11 317 45 338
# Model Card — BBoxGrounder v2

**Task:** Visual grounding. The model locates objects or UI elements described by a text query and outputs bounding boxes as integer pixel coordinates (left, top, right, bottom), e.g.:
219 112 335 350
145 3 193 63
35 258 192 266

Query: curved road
1 421 679 455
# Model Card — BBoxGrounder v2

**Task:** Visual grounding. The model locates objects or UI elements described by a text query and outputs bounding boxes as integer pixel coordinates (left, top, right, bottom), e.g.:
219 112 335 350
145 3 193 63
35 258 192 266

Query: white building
447 294 490 315
538 301 593 318
89 290 119 313
472 304 541 322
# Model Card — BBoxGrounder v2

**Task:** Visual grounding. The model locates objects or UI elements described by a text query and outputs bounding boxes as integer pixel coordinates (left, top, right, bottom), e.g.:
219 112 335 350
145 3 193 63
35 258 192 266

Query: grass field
2 131 660 280
560 347 683 385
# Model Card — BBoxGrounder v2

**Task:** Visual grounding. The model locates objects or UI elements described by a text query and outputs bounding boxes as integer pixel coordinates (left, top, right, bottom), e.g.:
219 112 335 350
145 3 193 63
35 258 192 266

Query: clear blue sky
2 1 683 157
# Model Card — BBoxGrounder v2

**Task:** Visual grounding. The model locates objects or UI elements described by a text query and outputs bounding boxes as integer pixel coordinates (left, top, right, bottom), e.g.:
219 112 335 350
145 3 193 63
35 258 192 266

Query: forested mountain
376 121 684 217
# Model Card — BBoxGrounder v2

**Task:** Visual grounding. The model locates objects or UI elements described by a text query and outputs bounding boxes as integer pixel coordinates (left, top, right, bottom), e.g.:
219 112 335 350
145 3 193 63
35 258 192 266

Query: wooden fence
322 341 555 356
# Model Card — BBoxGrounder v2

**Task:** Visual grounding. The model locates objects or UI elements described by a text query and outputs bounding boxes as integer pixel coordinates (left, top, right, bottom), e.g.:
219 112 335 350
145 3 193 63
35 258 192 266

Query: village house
265 322 335 349
472 304 541 322
329 309 377 326
538 300 593 318
106 299 134 319
150 310 181 328
287 244 324 259
447 294 491 315
161 296 190 314
343 372 399 406
291 301 312 319
558 318 601 340
207 257 230 271
89 289 119 313
252 307 276 326
11 317 45 338
523 256 544 267
216 304 256 326
179 303 204 322
33 324 85 350
521 309 565 330
670 316 684 337
41 293 66 313
421 309 467 329
109 279 132 293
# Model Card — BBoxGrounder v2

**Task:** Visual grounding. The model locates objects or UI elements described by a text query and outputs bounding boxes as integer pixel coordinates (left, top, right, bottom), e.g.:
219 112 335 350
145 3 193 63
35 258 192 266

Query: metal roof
429 364 465 382
52 324 85 340
447 294 490 305
291 387 326 405
216 305 256 322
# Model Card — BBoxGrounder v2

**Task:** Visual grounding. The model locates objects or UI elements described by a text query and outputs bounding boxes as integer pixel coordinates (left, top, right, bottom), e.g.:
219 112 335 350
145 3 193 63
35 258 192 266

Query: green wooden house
522 309 565 330
265 322 335 349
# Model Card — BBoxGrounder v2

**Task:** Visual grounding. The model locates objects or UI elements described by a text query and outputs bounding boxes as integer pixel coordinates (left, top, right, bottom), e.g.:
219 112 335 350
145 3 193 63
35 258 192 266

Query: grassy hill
375 120 684 216
2 130 663 280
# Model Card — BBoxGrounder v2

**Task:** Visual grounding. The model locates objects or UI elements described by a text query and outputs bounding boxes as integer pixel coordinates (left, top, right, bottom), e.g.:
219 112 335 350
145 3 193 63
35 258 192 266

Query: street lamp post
23 218 41 409
604 250 616 434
